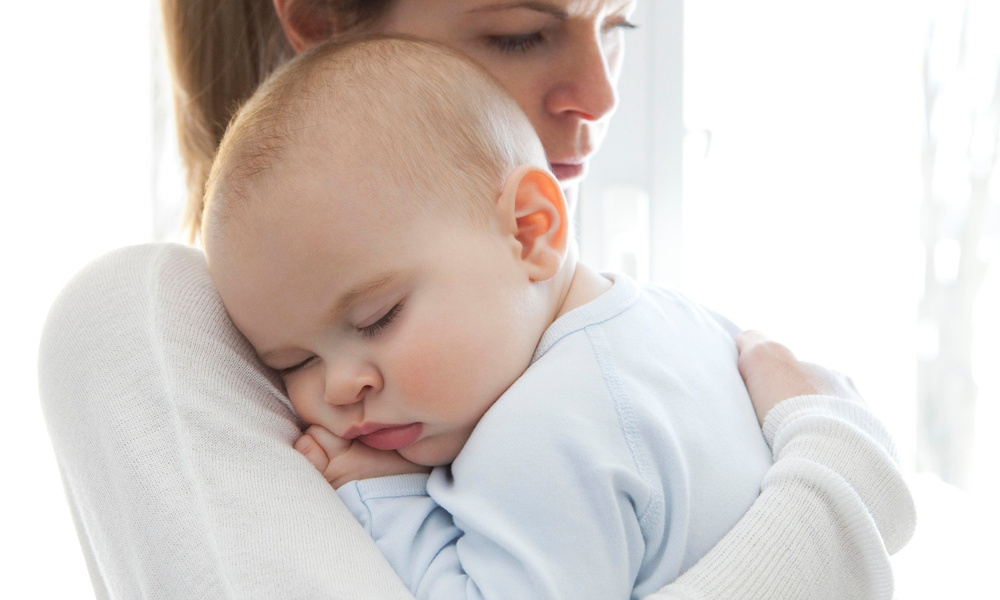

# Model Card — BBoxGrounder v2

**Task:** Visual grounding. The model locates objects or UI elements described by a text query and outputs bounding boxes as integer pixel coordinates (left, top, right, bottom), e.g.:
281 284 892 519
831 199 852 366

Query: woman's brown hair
160 0 393 239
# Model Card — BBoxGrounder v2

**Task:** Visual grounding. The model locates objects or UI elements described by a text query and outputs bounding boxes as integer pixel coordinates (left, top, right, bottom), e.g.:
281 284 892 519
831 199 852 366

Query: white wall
2 1 155 596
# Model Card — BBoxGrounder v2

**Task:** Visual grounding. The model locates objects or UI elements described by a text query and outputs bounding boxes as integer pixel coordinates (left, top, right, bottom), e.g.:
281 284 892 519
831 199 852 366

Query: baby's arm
328 384 648 599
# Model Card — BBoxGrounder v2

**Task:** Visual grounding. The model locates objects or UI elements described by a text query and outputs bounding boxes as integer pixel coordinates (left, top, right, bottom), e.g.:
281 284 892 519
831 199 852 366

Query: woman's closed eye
359 301 405 339
488 31 546 54
607 19 638 34
487 19 637 55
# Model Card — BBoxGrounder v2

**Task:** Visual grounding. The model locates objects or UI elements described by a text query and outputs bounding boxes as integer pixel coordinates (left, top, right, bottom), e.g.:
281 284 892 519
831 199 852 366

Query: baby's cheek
391 322 480 410
391 334 449 401
284 372 326 423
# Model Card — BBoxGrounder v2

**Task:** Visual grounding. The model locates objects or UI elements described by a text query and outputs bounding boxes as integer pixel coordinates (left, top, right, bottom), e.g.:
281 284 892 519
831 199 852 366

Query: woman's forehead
386 0 636 20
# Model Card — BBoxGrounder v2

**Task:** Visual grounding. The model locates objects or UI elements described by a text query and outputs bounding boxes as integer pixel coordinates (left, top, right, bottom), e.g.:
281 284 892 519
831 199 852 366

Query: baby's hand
294 424 430 489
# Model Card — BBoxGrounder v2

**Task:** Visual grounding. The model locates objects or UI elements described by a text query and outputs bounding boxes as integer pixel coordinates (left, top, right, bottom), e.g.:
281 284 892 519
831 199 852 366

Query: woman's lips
351 423 423 451
549 161 586 182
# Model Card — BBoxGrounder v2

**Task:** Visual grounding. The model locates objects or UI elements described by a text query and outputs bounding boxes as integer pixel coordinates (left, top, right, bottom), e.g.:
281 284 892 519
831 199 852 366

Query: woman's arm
38 243 415 600
644 333 917 600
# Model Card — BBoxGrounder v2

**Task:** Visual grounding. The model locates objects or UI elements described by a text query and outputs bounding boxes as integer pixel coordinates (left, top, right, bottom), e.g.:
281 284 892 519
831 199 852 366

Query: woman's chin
549 162 586 182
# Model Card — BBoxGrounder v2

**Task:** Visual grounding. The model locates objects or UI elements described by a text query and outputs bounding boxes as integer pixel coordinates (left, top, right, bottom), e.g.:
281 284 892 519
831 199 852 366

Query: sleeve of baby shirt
338 376 651 600
337 473 474 596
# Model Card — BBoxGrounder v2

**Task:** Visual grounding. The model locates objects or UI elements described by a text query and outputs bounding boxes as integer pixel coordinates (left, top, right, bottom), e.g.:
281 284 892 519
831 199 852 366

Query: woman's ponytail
160 0 293 240
161 0 394 240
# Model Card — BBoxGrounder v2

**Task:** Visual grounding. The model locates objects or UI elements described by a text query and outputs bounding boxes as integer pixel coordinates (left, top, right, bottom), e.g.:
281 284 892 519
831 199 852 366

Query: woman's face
376 0 638 191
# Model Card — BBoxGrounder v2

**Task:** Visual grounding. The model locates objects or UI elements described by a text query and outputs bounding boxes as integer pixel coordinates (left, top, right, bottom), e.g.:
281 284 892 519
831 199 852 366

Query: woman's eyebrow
468 2 570 20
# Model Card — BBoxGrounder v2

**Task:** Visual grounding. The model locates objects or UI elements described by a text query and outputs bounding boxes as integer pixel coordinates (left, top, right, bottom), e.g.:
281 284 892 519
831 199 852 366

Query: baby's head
204 36 574 466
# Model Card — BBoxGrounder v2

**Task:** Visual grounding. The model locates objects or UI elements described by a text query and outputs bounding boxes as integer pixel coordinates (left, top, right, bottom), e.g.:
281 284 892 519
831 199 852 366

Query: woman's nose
546 34 618 122
324 359 382 407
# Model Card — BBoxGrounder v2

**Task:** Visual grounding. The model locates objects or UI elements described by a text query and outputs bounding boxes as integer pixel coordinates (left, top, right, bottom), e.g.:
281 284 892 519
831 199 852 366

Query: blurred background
3 0 996 596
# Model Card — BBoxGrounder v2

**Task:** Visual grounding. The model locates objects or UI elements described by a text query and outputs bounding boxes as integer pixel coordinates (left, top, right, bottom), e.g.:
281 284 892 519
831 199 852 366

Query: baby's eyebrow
256 270 410 364
329 269 409 321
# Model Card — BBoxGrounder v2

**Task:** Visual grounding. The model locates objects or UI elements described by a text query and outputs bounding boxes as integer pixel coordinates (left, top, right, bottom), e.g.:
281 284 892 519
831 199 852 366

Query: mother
38 0 915 598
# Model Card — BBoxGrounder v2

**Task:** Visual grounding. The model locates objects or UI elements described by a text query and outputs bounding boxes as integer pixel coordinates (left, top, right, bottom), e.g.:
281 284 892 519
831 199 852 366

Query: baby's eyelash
278 357 314 376
359 301 405 339
488 32 546 54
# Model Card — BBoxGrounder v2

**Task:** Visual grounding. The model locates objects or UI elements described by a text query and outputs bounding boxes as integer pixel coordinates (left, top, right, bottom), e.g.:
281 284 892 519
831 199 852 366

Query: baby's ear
496 165 569 282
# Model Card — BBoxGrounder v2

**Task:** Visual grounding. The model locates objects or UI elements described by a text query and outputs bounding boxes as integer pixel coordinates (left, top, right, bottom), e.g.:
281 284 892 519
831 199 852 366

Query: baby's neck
552 254 612 321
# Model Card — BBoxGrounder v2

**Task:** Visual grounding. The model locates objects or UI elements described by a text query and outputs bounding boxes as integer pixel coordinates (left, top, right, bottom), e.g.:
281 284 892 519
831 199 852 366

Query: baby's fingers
294 432 331 475
295 424 351 475
303 424 352 456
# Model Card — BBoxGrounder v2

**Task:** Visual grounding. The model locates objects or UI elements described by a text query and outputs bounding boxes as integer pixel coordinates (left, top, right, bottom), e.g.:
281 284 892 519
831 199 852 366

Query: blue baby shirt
338 274 772 599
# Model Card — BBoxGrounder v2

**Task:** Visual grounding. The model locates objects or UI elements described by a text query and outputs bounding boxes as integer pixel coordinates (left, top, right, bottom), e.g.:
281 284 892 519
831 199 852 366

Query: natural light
5 0 997 597
673 2 998 597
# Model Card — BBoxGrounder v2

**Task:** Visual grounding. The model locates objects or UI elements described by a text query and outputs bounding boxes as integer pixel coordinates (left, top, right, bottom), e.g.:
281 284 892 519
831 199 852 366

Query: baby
204 36 772 599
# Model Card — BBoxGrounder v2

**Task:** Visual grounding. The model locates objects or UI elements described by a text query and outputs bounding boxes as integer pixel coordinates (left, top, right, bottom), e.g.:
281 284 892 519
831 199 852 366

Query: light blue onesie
337 274 773 600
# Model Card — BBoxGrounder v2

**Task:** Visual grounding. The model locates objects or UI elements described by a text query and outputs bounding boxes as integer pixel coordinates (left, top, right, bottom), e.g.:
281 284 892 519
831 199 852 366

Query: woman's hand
294 425 431 489
735 330 863 426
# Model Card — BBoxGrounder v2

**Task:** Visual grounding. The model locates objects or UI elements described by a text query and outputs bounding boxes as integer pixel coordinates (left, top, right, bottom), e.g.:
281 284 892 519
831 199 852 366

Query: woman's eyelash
489 32 545 54
490 19 637 54
359 302 405 339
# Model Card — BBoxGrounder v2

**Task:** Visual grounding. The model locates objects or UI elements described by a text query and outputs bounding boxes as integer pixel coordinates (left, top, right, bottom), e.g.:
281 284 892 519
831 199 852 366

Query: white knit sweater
38 243 915 599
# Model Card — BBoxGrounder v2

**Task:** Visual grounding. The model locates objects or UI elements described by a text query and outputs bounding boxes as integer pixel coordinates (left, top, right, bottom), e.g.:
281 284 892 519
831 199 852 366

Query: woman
37 0 915 598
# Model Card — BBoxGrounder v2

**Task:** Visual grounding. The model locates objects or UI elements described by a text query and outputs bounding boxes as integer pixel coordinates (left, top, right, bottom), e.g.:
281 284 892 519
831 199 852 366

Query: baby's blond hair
203 35 546 240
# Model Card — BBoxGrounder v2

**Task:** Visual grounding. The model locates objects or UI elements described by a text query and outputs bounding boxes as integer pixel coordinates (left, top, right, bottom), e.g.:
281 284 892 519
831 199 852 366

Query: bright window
12 0 996 597
583 1 999 595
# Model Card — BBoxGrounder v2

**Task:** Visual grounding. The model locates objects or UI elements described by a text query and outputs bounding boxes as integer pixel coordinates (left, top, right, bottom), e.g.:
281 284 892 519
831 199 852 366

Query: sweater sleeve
38 243 414 600
644 395 917 600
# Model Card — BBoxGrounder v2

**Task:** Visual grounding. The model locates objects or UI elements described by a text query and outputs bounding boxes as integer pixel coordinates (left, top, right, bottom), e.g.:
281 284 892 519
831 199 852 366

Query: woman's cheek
455 50 545 128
